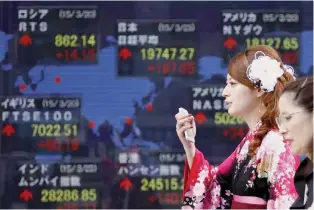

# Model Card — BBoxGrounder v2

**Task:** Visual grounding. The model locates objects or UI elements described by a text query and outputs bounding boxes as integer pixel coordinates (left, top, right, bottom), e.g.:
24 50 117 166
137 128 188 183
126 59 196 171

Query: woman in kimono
175 45 300 209
278 76 313 209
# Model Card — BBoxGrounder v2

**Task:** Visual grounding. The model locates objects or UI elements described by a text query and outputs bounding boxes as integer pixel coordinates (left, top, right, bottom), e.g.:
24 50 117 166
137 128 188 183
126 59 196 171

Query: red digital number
57 204 96 209
223 128 248 140
157 192 180 205
282 51 298 65
57 48 96 62
179 61 195 75
57 204 77 209
38 138 79 152
82 48 96 61
150 61 196 76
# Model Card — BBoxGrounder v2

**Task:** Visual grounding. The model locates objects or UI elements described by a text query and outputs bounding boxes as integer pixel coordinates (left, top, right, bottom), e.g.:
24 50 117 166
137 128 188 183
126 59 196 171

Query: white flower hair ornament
283 64 296 80
247 51 284 92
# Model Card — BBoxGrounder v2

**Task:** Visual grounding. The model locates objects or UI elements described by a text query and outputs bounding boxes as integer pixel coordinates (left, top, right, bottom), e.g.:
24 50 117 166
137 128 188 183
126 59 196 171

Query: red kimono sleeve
182 145 240 209
265 140 300 209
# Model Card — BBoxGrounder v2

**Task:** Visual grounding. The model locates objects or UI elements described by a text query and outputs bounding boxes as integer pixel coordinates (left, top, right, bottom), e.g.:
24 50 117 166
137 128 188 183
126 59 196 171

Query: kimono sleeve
182 146 239 209
265 138 300 209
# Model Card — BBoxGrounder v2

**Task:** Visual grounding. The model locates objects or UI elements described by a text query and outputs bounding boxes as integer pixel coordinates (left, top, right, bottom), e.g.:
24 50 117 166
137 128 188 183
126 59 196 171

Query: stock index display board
116 19 199 77
0 1 312 209
221 10 301 68
17 6 99 66
14 160 103 209
0 96 82 155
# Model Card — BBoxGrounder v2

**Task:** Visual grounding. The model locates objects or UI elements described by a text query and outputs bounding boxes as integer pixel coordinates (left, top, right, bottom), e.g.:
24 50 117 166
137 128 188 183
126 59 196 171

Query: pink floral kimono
182 124 300 209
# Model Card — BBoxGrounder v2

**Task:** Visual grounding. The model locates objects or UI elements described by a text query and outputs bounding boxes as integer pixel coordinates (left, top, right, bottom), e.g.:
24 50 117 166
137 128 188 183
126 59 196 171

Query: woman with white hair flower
175 45 299 209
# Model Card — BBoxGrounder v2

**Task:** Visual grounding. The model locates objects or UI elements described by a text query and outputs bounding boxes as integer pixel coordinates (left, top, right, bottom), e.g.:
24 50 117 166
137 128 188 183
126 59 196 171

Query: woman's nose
278 125 288 136
222 85 229 97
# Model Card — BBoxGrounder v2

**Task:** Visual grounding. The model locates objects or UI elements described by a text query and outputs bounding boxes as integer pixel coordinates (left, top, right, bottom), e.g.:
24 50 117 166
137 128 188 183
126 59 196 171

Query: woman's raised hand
175 111 196 144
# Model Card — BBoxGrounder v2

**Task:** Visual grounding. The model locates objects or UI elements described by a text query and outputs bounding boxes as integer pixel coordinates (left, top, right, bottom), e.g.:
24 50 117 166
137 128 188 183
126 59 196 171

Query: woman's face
278 92 313 155
222 74 260 118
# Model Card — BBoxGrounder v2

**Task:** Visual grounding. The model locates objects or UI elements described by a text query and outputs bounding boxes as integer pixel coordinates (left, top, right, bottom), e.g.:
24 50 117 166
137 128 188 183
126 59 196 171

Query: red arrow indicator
194 112 207 125
224 37 237 50
120 177 133 191
20 189 33 202
2 124 15 137
119 48 132 60
19 34 32 47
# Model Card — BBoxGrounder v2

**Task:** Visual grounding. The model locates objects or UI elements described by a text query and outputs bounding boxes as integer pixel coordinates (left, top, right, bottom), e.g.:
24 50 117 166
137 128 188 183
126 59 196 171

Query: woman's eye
284 115 292 121
230 82 237 86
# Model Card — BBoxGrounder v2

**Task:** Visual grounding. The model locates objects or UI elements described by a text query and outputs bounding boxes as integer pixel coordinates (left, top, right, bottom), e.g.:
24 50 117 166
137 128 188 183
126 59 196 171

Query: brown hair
228 45 294 157
282 76 313 112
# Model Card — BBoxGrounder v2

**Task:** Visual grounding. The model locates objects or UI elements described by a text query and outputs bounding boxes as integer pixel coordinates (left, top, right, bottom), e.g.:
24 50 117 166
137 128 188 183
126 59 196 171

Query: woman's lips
225 101 232 108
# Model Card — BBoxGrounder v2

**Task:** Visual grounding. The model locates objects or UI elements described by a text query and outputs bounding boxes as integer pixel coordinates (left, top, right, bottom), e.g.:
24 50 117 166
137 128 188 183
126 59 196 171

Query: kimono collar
295 158 313 180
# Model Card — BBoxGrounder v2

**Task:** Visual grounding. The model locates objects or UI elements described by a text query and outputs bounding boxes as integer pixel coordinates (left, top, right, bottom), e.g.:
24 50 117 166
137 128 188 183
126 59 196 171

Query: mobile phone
179 108 195 143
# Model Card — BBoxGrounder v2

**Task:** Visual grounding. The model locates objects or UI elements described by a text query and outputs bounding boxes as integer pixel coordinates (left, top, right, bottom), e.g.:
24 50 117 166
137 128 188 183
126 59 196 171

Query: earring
258 103 262 113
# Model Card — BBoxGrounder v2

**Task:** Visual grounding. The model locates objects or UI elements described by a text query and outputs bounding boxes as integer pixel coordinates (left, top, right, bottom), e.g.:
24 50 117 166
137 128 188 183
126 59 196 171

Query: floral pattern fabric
182 127 299 209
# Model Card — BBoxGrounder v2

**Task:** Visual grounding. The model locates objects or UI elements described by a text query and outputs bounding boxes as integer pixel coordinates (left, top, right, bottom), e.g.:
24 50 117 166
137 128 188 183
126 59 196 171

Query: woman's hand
175 112 196 142
175 111 197 168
